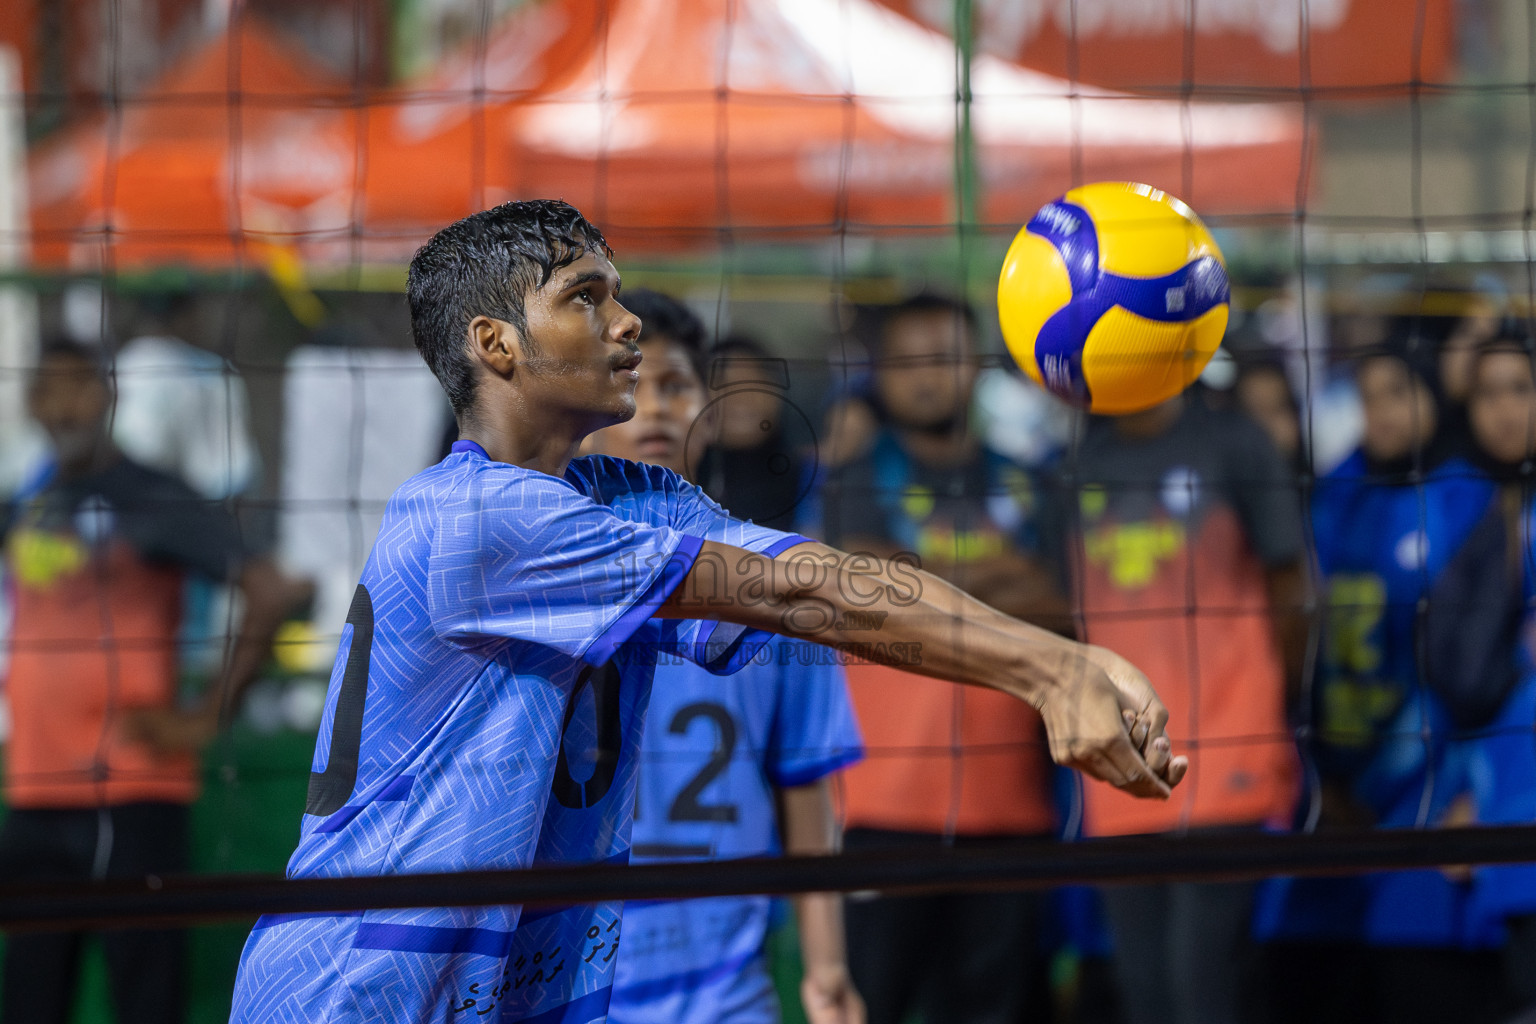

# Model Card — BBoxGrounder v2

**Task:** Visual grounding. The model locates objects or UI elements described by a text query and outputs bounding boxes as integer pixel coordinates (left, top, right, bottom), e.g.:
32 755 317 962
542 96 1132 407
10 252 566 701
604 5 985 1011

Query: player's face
1470 350 1536 465
581 337 707 475
876 310 978 432
517 252 643 427
1440 298 1500 403
27 353 112 470
713 361 785 450
1358 356 1438 462
1235 367 1300 462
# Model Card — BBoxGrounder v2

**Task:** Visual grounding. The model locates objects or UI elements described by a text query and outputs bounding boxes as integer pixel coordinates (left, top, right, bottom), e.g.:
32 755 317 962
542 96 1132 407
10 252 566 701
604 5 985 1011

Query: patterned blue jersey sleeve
427 461 702 666
765 641 865 788
568 454 809 553
567 456 813 674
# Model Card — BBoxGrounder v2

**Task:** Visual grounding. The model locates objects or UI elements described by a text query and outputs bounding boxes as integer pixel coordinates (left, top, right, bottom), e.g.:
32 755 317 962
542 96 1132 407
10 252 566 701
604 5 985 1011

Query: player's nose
610 302 641 344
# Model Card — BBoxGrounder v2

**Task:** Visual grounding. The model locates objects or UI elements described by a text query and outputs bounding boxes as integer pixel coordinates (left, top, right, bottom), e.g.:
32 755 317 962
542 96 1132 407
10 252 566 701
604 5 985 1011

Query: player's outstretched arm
655 540 1187 800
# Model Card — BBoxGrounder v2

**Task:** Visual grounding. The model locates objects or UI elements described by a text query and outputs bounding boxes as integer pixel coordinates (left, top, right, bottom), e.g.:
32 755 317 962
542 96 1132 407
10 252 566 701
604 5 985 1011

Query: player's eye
575 289 594 306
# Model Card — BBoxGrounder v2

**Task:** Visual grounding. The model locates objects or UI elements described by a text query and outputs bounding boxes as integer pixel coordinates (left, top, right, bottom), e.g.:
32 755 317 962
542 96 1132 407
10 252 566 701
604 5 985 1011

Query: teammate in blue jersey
227 200 1185 1024
579 289 864 1024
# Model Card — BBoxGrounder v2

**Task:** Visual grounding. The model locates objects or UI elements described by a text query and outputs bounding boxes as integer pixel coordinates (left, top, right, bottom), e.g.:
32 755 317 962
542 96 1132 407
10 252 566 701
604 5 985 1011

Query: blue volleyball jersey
607 639 862 1024
1255 453 1495 947
228 443 806 1024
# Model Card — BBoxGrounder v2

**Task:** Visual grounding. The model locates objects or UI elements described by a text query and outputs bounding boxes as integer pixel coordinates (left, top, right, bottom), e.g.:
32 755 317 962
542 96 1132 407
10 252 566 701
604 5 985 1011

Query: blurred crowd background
6 0 1536 1023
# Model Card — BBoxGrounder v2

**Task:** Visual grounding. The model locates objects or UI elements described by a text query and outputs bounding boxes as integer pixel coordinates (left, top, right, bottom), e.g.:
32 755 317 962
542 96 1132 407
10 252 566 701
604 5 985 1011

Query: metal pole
954 0 979 288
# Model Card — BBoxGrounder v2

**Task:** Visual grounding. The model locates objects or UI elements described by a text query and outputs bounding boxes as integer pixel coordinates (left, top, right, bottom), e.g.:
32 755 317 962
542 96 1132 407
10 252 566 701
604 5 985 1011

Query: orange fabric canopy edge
28 17 369 271
28 0 1311 270
382 0 1308 253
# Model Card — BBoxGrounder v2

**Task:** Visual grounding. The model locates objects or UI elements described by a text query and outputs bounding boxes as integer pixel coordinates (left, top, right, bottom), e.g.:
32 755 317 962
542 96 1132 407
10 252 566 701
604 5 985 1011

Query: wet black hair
407 200 613 415
619 288 708 377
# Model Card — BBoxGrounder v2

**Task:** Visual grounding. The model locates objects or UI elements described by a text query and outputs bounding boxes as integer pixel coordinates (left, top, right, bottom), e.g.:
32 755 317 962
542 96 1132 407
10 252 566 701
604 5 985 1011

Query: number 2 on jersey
667 702 739 824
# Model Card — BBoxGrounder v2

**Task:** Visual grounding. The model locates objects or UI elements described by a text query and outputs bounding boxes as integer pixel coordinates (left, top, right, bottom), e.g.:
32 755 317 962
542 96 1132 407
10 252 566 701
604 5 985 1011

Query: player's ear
467 315 520 376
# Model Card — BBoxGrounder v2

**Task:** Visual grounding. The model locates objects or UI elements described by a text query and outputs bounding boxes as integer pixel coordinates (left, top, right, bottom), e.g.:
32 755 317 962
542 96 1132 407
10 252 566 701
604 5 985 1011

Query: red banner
883 0 1455 92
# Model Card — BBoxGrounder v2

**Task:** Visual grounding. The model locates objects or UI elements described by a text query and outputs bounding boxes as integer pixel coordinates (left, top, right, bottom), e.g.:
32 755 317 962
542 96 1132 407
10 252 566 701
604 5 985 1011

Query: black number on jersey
667 702 739 824
552 662 624 810
306 584 373 817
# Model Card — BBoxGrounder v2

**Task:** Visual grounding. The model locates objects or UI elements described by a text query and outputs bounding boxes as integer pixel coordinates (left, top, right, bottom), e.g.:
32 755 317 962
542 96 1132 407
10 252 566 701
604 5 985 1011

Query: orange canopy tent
343 0 590 260
28 9 582 268
29 1 1310 268
362 0 1309 253
28 19 362 271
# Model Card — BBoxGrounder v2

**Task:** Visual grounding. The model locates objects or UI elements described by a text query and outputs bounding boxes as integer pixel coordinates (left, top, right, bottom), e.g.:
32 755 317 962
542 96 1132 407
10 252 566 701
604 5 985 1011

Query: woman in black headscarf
1440 334 1536 1022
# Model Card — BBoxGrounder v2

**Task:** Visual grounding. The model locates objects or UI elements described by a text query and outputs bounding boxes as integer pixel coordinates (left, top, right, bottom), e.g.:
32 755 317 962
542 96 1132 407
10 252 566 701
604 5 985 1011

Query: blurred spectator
819 293 1069 1024
110 293 265 681
972 364 1076 469
1379 276 1508 464
112 292 259 502
1441 335 1536 1022
818 309 881 473
696 335 810 531
1423 277 1507 413
0 340 302 1024
1306 279 1399 476
1257 329 1505 1024
1234 355 1305 472
580 290 866 1024
817 307 1071 476
1426 332 1536 733
276 335 443 666
1294 272 1506 484
1066 388 1305 1024
819 392 882 473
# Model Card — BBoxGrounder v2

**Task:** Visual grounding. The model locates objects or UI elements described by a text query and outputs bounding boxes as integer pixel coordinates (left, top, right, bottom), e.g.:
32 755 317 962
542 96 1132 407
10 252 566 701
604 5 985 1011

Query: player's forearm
777 781 849 981
778 777 839 857
794 892 850 981
659 540 1079 707
838 535 1075 635
659 541 1185 800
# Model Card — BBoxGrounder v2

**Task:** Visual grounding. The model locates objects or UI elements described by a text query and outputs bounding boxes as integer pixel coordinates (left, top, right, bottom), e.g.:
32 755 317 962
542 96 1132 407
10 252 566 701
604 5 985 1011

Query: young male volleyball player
227 200 1185 1024
580 289 863 1024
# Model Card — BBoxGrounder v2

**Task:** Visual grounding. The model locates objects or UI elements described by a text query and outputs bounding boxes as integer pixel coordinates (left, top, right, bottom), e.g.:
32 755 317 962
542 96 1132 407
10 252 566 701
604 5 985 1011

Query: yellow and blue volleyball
997 181 1229 415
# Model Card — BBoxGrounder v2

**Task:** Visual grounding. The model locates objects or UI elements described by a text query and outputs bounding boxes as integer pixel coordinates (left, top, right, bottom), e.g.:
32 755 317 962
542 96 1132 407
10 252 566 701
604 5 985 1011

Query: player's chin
604 391 638 423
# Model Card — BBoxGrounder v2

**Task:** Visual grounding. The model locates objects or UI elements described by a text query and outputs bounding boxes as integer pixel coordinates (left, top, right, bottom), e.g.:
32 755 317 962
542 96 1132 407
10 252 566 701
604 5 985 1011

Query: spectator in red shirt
819 294 1070 1024
0 339 304 1024
1066 390 1306 1024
